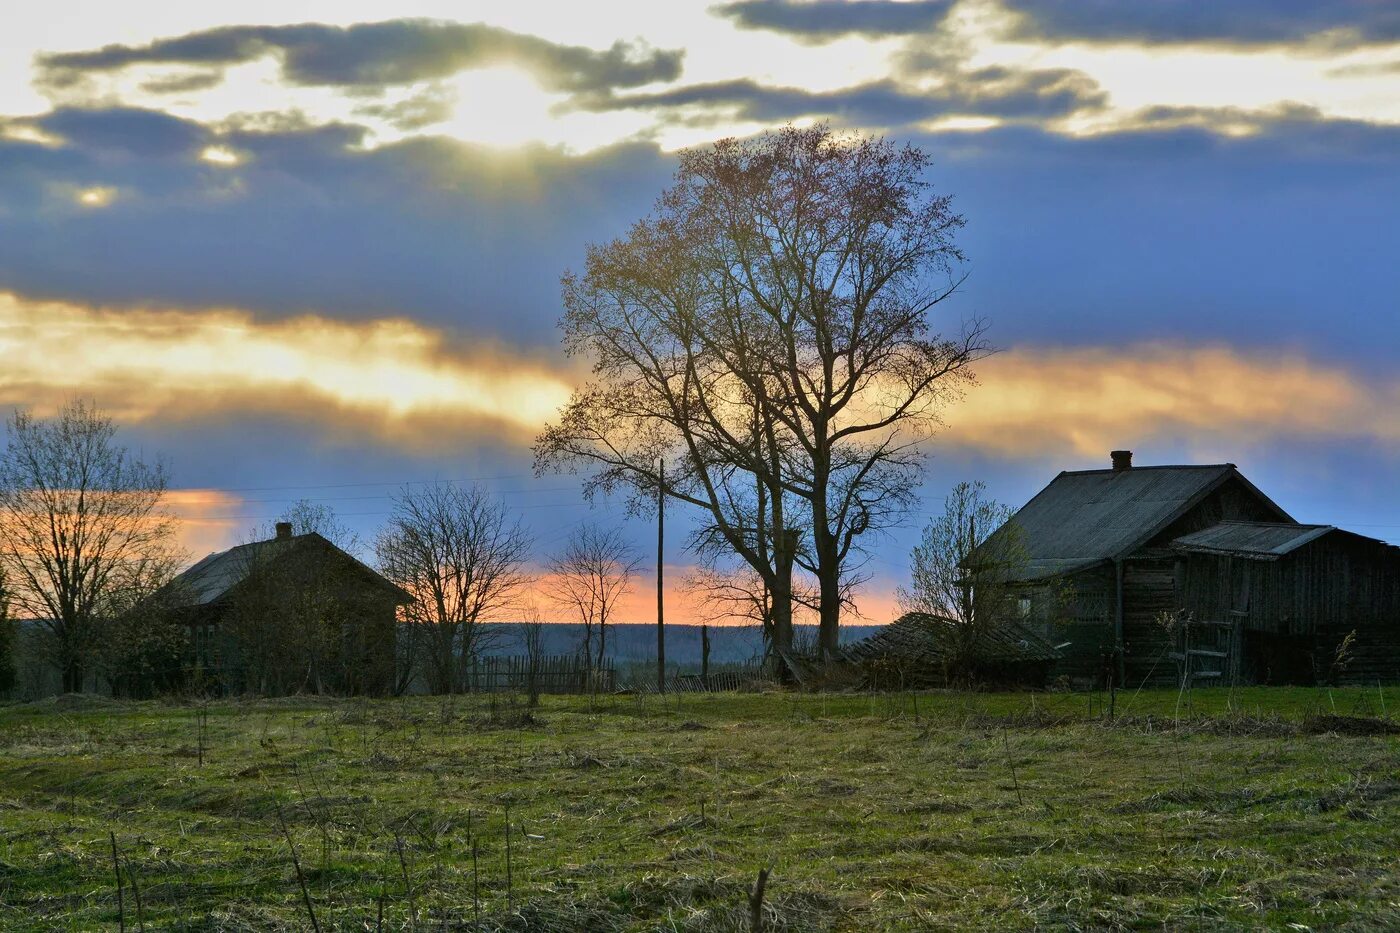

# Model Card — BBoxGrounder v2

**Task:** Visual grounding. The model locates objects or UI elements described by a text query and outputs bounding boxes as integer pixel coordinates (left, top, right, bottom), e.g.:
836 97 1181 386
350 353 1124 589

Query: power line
169 472 543 494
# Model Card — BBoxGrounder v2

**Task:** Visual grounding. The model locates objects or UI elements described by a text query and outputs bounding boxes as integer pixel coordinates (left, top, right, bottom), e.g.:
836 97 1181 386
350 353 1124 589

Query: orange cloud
0 292 574 446
163 488 247 558
945 343 1400 456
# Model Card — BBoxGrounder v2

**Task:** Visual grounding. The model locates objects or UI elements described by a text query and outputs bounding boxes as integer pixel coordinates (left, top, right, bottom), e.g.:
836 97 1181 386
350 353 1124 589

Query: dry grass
0 686 1398 930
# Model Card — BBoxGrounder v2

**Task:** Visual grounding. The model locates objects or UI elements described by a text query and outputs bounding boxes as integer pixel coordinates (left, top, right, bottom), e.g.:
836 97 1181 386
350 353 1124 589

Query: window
1018 597 1032 618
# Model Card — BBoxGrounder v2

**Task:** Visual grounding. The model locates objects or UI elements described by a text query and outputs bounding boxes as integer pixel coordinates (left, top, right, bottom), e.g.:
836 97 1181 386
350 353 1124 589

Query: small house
985 451 1400 686
168 522 411 695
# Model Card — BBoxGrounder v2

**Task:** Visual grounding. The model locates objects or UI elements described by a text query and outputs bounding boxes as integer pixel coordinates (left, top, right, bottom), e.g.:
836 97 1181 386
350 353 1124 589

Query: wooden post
657 459 666 695
701 624 711 691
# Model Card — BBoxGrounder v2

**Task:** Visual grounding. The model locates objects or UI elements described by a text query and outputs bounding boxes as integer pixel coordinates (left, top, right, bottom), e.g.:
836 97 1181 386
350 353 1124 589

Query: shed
837 612 1063 688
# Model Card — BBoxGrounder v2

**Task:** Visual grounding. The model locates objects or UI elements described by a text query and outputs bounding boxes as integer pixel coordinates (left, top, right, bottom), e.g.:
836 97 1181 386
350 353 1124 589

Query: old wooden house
992 451 1400 686
168 522 411 695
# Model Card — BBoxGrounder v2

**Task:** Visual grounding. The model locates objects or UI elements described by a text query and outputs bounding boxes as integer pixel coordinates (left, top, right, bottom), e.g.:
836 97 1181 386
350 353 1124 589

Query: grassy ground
1 686 1399 931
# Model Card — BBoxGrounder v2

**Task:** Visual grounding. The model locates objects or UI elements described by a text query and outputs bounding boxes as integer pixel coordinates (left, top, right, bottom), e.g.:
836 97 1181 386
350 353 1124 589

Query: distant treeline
472 623 882 666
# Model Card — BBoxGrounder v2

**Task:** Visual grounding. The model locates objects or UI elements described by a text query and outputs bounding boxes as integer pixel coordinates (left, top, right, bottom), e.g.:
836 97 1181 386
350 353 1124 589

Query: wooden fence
464 655 614 694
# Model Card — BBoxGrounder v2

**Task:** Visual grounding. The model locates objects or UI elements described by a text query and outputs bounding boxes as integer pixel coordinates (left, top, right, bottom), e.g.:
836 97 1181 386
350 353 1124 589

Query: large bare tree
374 483 530 694
538 125 985 659
0 401 181 692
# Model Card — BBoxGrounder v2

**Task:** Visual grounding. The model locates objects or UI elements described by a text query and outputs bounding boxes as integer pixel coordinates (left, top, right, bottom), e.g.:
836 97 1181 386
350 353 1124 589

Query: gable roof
995 464 1292 581
171 532 411 607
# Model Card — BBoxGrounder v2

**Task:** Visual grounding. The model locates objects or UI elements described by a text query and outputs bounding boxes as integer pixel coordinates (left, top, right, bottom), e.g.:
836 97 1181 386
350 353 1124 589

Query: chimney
1111 450 1133 472
275 521 293 540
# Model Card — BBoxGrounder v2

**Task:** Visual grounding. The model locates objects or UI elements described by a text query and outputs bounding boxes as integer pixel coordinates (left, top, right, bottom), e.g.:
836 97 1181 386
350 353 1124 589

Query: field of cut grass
2 685 1399 930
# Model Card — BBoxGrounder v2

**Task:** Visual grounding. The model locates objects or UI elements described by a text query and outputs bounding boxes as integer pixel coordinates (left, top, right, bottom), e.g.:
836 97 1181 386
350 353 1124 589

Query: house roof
994 464 1292 581
838 612 1063 666
1171 521 1338 560
170 532 410 607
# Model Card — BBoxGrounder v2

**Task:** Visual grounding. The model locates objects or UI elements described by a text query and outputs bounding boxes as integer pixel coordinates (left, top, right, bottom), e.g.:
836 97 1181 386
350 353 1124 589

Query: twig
505 803 514 914
276 802 321 933
749 867 770 932
472 840 481 928
1002 727 1024 807
110 831 125 933
395 833 418 930
124 850 146 932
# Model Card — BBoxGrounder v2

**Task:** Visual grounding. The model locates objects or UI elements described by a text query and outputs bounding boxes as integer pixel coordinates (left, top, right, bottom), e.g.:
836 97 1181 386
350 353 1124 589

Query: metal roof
1171 521 1337 560
170 533 410 606
838 612 1063 665
990 464 1291 581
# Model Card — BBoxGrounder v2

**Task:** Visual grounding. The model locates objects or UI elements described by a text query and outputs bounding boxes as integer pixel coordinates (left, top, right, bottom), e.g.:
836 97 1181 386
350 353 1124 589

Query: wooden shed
837 612 1063 689
982 451 1400 687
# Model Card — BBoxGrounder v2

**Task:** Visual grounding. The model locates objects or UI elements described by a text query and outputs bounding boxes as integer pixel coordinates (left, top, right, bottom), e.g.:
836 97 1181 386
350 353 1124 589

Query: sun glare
199 144 242 166
76 186 117 207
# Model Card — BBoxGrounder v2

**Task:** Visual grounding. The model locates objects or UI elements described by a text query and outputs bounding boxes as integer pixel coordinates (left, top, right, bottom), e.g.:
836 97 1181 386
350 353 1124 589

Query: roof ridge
1059 463 1235 476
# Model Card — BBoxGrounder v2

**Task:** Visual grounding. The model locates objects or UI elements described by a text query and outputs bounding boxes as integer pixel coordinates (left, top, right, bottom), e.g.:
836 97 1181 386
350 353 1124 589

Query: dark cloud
1003 0 1400 47
575 67 1106 125
0 107 671 348
37 20 684 97
711 0 954 43
1 100 1396 374
32 106 210 158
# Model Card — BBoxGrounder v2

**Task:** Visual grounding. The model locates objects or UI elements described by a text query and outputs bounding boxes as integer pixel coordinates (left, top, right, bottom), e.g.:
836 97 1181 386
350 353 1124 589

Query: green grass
1 685 1399 930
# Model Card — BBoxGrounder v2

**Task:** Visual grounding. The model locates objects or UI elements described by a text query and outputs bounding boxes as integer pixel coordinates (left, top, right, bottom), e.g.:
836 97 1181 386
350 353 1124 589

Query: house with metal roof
168 522 411 695
987 451 1400 686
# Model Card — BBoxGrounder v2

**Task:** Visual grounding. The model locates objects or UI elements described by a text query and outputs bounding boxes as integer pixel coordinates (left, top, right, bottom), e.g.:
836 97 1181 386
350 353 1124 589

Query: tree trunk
62 660 83 694
770 533 796 655
817 567 841 660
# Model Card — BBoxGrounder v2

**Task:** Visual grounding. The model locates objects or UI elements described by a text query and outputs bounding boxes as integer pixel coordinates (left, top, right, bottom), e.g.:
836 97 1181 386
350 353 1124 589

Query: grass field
2 686 1399 931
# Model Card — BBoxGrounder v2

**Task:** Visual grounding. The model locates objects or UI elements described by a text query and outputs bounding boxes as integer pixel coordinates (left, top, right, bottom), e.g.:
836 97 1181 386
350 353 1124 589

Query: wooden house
168 522 411 695
989 451 1400 686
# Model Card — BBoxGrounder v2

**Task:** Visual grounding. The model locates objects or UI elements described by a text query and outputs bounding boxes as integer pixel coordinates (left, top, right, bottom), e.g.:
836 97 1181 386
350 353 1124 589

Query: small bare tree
548 524 639 678
899 481 1025 683
256 499 364 555
375 483 530 694
517 598 547 707
0 401 182 692
0 566 15 697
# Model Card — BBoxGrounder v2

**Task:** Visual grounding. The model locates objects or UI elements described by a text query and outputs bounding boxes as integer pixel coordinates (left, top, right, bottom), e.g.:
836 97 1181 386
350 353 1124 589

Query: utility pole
657 459 666 694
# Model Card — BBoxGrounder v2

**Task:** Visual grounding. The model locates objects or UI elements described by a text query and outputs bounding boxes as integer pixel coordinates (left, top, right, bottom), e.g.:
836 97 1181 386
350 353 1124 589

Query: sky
1 0 1397 624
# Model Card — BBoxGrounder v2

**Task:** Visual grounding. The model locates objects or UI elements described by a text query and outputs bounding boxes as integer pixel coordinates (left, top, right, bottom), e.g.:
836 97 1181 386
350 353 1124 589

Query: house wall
1121 553 1182 686
1176 534 1400 684
1021 565 1115 687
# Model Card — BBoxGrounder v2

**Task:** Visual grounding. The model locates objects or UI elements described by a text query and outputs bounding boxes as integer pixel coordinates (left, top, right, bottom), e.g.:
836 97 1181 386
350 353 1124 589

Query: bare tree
0 566 15 696
256 499 364 555
516 598 547 707
538 125 985 662
0 401 182 692
375 483 530 694
547 524 639 677
898 481 1026 681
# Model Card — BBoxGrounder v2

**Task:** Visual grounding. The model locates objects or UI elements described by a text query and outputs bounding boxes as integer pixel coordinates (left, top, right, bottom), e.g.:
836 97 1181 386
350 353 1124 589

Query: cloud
575 67 1106 125
164 489 249 558
0 292 576 448
0 107 673 342
943 344 1400 457
37 19 684 97
1001 0 1400 48
712 0 955 43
